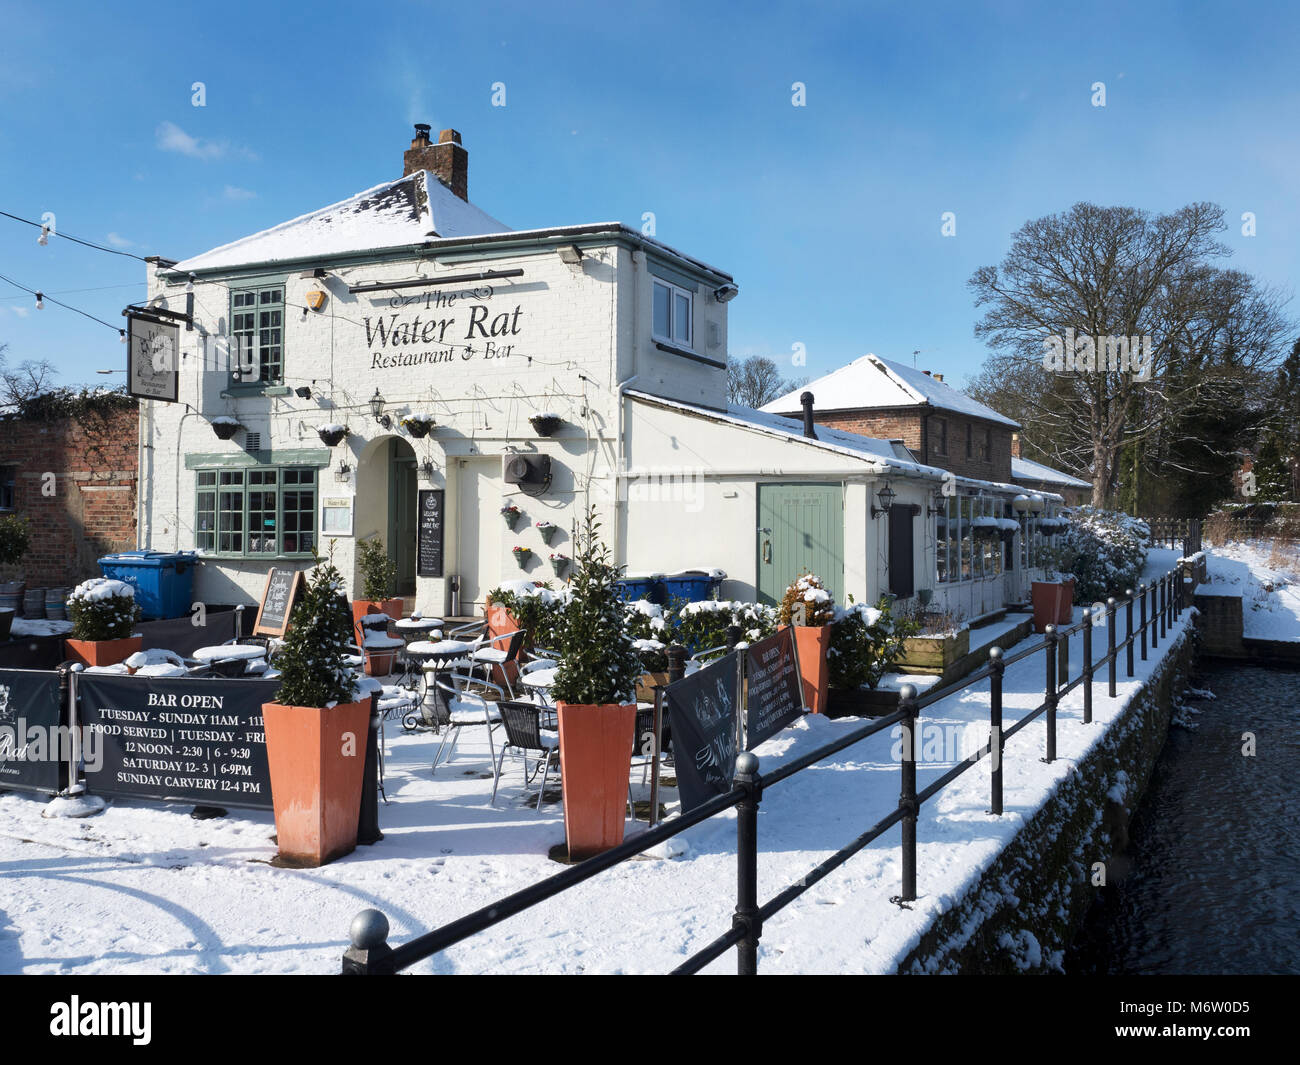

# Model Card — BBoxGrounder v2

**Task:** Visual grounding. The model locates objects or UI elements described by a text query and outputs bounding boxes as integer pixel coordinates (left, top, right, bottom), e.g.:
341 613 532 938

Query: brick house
761 353 1020 483
0 399 139 586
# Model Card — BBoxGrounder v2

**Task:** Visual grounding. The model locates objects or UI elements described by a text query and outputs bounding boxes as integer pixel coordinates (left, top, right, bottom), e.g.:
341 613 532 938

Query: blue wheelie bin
98 551 198 620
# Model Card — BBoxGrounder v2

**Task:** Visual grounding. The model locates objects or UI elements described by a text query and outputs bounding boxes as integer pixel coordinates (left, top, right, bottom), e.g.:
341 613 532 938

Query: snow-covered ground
1197 537 1300 641
0 574 1195 975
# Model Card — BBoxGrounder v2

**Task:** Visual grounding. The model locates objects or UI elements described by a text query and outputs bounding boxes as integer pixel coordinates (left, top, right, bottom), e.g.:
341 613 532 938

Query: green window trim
228 283 285 387
194 464 318 560
185 449 331 470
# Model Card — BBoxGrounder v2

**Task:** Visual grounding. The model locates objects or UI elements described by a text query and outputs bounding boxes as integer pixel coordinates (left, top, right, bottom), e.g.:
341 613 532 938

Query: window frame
194 465 318 560
0 465 15 511
228 283 286 387
651 278 694 349
933 417 948 457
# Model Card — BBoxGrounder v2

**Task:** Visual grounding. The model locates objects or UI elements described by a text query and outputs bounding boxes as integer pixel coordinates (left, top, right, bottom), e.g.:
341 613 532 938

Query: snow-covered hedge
1059 507 1151 603
487 582 570 651
68 578 137 641
677 599 779 651
829 598 920 691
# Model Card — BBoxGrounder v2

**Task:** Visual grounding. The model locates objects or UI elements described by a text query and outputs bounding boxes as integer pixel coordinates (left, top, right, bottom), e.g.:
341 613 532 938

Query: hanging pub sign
127 314 180 403
78 674 277 810
0 668 69 796
663 651 741 814
417 488 445 578
745 627 805 750
254 568 305 636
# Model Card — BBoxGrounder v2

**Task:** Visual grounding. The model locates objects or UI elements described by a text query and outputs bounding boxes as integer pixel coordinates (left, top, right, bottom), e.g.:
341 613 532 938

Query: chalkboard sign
745 628 805 749
254 568 304 636
0 668 69 795
417 489 445 578
79 674 278 810
663 652 741 814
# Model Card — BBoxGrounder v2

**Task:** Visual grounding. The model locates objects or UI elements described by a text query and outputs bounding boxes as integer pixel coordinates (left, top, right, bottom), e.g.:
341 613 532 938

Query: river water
1066 661 1300 975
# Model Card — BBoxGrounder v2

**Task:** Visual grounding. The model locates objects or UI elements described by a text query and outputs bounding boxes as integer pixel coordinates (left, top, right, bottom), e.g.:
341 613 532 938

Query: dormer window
652 279 693 348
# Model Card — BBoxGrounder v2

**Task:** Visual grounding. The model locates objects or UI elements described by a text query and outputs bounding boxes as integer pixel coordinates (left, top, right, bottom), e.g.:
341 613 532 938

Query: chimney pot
800 391 818 440
403 124 469 200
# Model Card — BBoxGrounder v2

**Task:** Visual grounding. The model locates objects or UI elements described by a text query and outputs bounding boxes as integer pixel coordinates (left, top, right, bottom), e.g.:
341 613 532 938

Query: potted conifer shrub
64 578 142 666
262 551 371 867
550 508 643 859
352 537 402 628
779 572 836 714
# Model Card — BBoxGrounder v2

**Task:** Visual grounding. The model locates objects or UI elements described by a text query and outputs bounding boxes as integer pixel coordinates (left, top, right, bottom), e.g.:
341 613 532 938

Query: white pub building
134 127 1061 619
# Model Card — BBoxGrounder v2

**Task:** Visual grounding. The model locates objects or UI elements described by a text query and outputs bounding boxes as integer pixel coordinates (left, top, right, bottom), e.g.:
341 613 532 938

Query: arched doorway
356 436 418 597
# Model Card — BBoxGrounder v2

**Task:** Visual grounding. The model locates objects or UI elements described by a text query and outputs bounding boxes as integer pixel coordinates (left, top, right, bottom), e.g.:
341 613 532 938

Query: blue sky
1 0 1297 390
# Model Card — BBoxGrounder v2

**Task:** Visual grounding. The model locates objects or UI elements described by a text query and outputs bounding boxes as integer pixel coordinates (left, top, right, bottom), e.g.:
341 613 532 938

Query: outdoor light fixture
186 273 196 293
295 386 312 399
714 283 740 303
419 460 434 478
557 244 583 265
118 330 127 344
1028 493 1045 515
927 490 946 516
871 483 896 518
370 389 391 429
335 462 352 483
38 224 49 246
34 292 44 310
1012 493 1032 513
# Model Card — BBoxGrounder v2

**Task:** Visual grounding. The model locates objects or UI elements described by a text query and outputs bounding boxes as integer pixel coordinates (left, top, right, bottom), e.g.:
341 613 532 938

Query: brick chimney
403 125 468 201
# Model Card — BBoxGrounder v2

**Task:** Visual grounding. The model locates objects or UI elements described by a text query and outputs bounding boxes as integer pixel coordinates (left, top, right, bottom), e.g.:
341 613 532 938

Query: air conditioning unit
503 452 551 487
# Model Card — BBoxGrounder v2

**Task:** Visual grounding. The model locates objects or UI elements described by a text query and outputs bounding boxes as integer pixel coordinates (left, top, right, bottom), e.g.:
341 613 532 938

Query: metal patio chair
491 700 561 810
428 672 505 796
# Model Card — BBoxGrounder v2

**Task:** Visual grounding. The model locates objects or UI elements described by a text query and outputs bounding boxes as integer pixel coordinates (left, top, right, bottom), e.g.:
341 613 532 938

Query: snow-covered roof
1011 456 1091 490
759 353 1020 429
171 170 511 273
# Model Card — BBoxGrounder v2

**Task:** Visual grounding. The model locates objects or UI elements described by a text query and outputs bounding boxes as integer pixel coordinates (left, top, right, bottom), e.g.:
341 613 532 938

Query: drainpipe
613 373 641 563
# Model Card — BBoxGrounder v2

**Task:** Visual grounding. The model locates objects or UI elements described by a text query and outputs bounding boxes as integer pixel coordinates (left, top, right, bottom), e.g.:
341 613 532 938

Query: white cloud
155 121 258 162
106 232 133 248
222 185 257 201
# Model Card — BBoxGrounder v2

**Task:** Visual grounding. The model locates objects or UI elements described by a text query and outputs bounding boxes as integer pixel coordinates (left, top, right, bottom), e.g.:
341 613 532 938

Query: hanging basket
211 419 243 441
402 417 434 439
529 413 563 437
536 522 558 546
317 425 349 447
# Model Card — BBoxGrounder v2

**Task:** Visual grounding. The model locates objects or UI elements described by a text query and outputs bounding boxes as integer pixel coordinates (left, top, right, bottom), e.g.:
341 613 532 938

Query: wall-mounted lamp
370 389 391 429
335 461 352 483
714 283 740 303
557 244 583 265
419 460 435 478
294 386 312 399
871 483 896 518
927 490 946 517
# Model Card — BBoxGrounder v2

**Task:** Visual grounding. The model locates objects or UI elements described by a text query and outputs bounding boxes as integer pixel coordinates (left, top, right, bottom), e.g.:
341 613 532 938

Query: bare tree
968 202 1290 507
728 355 807 408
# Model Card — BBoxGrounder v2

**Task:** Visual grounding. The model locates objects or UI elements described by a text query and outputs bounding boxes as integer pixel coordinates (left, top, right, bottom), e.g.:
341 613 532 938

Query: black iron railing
341 565 1193 976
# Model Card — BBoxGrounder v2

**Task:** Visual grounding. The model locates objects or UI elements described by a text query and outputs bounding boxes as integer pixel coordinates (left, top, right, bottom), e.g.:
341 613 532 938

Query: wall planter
791 624 832 715
401 415 435 439
262 699 370 866
536 521 558 546
512 547 532 570
557 702 637 859
549 554 570 578
65 636 143 668
501 505 522 531
211 418 243 440
1031 581 1072 633
529 413 563 437
893 627 971 675
317 425 349 447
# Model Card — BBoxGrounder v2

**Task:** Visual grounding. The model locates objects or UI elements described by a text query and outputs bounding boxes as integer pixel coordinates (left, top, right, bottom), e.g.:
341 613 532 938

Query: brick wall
0 405 138 587
813 406 1014 482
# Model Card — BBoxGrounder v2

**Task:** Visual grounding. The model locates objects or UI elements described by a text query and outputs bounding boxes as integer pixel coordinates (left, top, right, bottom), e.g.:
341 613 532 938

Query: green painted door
388 440 418 595
756 482 845 605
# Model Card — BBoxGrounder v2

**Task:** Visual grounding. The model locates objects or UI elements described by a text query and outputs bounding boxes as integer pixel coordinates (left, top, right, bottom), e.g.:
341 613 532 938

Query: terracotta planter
1031 581 1068 634
351 600 403 630
363 650 398 676
485 598 522 640
1057 578 1076 624
557 702 637 859
791 624 832 715
64 635 143 667
262 699 371 867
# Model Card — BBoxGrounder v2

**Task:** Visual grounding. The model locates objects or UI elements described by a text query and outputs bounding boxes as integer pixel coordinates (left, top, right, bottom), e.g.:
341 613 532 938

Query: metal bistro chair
492 700 562 810
429 672 505 796
450 621 528 698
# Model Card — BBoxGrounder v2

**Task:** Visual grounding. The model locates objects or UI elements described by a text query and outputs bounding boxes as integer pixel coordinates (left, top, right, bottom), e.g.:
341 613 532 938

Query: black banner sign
745 628 805 749
663 652 740 814
0 668 69 795
79 675 278 810
417 489 445 578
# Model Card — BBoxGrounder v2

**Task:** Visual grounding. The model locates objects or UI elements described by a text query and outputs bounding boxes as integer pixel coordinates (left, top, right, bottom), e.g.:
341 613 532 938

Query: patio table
408 639 475 725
